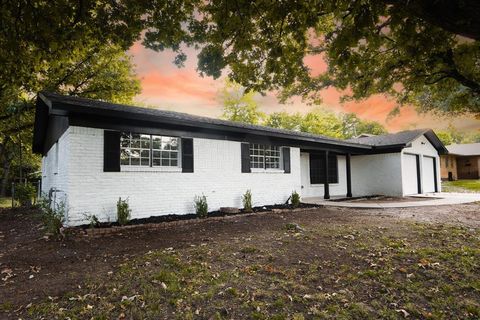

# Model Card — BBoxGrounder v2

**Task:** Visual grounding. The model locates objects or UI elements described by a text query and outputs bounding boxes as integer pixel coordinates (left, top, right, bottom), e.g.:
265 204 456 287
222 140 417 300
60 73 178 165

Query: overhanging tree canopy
141 0 480 116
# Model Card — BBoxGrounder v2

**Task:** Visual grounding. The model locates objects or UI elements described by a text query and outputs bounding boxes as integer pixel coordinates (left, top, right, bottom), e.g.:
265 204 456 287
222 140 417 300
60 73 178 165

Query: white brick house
33 92 448 226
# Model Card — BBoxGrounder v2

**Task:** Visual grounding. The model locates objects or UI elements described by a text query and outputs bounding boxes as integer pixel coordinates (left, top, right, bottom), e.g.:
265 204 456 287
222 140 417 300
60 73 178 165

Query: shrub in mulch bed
77 202 320 231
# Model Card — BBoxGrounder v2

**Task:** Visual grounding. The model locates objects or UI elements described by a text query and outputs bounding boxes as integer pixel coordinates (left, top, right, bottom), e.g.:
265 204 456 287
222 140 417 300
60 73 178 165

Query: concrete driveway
303 192 480 208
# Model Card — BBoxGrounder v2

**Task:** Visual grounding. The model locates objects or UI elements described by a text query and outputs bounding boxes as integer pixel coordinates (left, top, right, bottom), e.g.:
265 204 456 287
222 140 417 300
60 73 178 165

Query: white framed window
249 144 281 169
121 133 180 168
151 135 179 167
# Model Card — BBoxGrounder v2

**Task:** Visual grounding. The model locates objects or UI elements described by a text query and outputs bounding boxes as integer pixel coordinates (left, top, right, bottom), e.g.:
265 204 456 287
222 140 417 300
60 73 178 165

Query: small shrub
14 183 36 207
291 191 300 208
38 197 66 236
194 195 208 218
83 213 100 229
117 197 131 226
285 223 304 233
242 189 253 212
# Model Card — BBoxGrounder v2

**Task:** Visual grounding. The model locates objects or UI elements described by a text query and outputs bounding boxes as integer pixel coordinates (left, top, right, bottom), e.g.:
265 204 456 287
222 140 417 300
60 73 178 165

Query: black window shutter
241 143 251 173
182 138 194 173
104 130 121 172
282 147 291 173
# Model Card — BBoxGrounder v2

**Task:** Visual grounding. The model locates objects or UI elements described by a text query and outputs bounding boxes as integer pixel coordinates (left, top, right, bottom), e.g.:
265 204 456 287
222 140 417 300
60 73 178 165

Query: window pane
171 160 178 167
131 139 141 148
130 149 140 158
170 138 179 149
131 157 140 166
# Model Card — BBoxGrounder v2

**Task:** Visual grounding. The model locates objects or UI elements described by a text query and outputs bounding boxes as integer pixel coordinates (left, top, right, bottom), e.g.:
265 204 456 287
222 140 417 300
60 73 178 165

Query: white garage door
403 154 419 195
422 156 436 193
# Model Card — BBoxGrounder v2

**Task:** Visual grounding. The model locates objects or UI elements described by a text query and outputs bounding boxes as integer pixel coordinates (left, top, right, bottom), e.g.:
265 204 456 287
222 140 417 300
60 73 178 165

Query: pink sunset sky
129 43 480 133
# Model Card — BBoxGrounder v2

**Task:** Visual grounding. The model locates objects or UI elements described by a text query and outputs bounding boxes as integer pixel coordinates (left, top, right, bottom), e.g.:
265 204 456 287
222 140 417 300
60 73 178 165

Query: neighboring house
440 143 480 180
33 92 447 226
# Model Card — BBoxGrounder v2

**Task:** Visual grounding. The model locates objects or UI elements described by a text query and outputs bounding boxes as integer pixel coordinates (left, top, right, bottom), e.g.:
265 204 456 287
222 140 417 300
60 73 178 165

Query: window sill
120 166 182 173
250 168 285 174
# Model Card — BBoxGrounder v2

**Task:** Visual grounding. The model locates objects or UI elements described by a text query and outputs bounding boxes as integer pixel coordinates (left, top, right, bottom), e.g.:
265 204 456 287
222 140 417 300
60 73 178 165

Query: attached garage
349 128 447 197
403 153 420 195
400 133 442 195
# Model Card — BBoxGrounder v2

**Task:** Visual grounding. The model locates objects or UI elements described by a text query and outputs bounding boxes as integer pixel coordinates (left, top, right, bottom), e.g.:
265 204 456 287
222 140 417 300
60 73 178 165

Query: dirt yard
1 203 479 319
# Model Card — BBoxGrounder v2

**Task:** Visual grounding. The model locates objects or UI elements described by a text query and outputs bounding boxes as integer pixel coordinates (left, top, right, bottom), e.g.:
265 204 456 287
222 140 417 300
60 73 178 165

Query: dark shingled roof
347 129 428 146
33 92 448 155
348 129 448 154
36 92 367 148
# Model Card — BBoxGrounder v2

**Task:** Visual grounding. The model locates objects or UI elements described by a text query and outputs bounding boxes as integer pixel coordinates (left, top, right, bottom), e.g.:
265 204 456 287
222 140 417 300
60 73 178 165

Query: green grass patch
0 197 12 208
442 179 480 192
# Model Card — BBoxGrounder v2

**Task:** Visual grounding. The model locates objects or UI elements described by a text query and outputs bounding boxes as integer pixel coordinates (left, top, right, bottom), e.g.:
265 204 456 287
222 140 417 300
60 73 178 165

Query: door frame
404 152 421 194
423 155 438 192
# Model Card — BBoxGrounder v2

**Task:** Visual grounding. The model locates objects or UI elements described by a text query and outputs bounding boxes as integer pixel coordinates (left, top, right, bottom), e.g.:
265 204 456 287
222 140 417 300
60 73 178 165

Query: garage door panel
403 154 419 195
422 156 436 193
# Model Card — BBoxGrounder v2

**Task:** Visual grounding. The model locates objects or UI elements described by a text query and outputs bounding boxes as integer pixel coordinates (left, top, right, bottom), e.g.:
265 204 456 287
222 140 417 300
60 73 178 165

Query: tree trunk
0 160 11 197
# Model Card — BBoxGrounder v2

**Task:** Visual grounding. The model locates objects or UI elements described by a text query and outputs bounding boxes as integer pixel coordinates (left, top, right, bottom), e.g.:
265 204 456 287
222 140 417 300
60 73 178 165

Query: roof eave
47 97 371 151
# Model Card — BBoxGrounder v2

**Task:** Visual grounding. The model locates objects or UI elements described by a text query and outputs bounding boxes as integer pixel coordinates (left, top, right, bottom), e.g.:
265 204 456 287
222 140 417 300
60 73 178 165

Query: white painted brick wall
48 126 301 226
41 129 70 214
300 153 348 197
40 126 443 225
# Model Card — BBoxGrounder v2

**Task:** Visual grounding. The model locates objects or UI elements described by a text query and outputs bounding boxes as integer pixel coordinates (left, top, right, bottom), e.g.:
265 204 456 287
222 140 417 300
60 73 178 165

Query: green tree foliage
264 109 388 139
5 1 479 119
139 0 480 117
0 1 143 196
264 112 303 131
299 109 345 139
341 113 388 139
221 82 387 139
436 126 480 145
221 80 265 125
0 44 141 196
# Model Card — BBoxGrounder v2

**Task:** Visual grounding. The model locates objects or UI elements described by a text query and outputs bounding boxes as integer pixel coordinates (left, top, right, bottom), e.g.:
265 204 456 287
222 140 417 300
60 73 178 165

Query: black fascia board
32 97 50 153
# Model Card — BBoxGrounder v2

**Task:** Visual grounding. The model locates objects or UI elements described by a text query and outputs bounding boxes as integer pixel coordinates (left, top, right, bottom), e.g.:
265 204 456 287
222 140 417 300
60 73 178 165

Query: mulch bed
76 202 320 231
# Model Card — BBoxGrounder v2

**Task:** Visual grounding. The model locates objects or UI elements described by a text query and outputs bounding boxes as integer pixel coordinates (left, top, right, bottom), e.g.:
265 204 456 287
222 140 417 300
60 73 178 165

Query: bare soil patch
1 203 479 319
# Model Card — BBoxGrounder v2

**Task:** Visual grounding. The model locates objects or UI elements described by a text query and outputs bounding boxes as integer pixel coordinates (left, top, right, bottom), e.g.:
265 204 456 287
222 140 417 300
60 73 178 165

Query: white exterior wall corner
401 134 441 195
350 153 403 197
52 126 302 226
41 128 71 220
